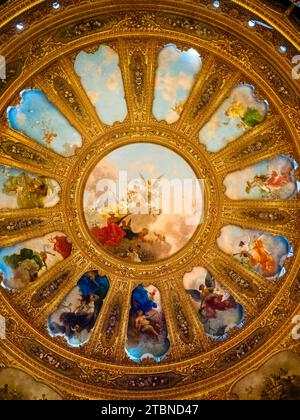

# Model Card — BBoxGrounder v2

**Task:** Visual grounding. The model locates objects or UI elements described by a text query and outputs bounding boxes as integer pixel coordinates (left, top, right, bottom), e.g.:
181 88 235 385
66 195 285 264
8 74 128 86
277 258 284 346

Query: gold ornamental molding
234 0 300 50
0 0 299 51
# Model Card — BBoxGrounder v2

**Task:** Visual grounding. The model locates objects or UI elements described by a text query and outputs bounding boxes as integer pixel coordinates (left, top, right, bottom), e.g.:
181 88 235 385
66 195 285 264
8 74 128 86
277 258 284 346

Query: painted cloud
224 155 300 200
217 225 293 279
74 45 128 125
7 90 82 157
199 84 268 152
153 44 202 124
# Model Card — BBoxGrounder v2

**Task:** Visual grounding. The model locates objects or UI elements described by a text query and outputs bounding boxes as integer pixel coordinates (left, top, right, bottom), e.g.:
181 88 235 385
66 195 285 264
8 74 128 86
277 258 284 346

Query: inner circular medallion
83 143 204 263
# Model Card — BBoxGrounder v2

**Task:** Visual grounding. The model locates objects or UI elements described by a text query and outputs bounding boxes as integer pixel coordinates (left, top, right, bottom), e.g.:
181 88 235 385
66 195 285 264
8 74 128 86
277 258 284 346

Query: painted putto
217 225 293 279
0 165 60 209
48 271 109 347
126 284 170 362
7 90 82 156
0 233 72 291
183 266 244 339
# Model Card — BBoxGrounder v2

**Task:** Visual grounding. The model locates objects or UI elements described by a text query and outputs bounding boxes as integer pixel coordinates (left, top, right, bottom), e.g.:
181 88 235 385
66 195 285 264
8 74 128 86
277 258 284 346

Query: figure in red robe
50 236 72 259
91 223 125 247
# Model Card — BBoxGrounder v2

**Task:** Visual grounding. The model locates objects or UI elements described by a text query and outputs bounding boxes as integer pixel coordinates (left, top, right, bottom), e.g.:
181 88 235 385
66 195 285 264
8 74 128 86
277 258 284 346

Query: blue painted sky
7 90 82 156
153 44 202 124
0 244 18 280
74 45 128 125
105 143 197 180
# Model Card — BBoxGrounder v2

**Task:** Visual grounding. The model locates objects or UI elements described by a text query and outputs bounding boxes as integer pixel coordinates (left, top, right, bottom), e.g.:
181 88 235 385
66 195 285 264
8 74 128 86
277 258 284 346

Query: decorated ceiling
0 0 300 401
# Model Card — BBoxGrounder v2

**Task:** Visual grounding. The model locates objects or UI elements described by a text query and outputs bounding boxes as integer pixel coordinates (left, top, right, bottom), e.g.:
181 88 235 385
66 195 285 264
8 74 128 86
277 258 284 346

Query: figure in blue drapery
130 284 157 314
78 271 109 300
78 271 109 320
48 271 110 341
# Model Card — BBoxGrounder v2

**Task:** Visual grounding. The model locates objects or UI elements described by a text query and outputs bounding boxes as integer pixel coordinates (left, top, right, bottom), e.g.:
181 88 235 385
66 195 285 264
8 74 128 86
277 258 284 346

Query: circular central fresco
83 143 203 262
0 0 299 401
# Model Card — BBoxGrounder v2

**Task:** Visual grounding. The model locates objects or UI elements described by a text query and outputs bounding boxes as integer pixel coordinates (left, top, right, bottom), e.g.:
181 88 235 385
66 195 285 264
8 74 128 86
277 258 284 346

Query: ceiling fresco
83 143 203 263
153 44 202 124
74 45 128 125
0 367 62 400
232 350 300 400
126 284 170 363
217 225 293 279
0 233 72 291
224 155 300 201
48 270 109 347
183 266 244 340
0 165 61 209
8 90 82 156
199 84 268 152
0 0 299 401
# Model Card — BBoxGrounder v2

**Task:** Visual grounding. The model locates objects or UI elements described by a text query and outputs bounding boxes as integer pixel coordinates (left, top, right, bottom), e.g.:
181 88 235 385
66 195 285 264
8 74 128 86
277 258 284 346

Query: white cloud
106 71 121 94
87 91 103 105
157 72 194 102
158 46 181 72
16 112 27 125
103 45 118 65
61 142 78 157
165 109 180 124
95 65 102 78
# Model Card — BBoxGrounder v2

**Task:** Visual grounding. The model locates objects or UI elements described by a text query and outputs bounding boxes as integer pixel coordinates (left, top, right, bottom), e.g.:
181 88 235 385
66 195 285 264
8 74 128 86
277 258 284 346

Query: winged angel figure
186 272 241 337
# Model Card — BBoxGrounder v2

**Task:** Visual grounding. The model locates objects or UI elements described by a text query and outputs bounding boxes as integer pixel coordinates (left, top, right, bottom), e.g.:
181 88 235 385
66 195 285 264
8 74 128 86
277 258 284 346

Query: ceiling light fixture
279 45 287 53
248 19 273 30
16 23 25 30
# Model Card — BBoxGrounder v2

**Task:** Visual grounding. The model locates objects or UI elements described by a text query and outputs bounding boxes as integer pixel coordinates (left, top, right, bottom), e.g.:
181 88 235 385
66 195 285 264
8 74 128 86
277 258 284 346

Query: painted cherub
43 130 57 146
135 310 161 338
